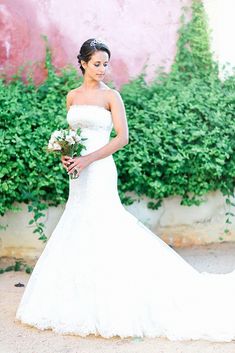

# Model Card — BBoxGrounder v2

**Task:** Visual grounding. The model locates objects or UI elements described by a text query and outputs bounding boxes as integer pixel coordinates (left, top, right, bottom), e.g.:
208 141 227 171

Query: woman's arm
61 90 76 169
67 89 129 174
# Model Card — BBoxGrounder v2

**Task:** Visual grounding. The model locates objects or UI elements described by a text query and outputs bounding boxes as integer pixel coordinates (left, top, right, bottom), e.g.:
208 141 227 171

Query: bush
115 73 235 213
0 40 83 241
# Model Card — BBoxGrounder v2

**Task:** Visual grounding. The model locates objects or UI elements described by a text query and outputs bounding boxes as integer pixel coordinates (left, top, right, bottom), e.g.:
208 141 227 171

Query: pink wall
0 0 191 88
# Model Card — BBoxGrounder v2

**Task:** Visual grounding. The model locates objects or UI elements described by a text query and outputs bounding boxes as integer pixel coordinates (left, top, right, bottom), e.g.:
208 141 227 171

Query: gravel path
1 242 235 353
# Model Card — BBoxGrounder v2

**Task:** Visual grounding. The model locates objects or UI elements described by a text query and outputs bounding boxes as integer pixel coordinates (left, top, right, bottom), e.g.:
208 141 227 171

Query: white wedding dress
15 105 235 342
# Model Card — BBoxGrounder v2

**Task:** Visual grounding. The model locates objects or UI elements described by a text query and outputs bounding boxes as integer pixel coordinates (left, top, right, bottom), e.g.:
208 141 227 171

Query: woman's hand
61 155 72 169
66 155 93 175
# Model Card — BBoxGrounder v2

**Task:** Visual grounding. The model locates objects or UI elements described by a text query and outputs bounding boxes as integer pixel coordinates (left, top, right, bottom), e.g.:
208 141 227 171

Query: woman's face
82 50 109 81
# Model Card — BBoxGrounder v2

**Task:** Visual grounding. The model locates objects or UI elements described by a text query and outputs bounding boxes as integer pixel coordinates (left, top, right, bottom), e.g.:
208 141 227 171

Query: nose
99 67 106 74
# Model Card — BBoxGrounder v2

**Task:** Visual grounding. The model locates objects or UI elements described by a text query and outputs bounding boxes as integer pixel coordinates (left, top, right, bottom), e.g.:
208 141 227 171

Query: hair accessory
90 39 103 47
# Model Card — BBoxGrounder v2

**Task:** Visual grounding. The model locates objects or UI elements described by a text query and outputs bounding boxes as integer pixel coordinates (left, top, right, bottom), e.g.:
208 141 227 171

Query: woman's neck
81 77 102 90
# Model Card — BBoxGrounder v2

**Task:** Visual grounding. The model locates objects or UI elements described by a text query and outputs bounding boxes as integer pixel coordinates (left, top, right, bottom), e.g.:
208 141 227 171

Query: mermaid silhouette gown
15 105 235 342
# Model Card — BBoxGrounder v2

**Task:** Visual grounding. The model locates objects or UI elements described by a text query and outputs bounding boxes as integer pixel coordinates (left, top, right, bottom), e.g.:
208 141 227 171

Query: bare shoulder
107 89 125 111
107 88 123 101
66 88 81 110
66 88 75 101
66 88 82 100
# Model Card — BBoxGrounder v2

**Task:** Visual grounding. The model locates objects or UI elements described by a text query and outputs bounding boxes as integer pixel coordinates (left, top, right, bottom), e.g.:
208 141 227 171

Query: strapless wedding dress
15 105 235 342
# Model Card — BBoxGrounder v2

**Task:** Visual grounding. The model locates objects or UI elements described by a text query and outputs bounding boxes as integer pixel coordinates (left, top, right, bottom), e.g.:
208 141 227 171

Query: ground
1 242 235 353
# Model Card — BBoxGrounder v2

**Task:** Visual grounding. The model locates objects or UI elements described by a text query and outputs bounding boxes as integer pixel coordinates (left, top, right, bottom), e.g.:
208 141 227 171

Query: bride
15 38 235 342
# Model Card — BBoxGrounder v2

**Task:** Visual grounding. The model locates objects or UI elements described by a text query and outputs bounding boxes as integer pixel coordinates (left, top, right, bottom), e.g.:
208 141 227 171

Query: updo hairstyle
77 38 111 75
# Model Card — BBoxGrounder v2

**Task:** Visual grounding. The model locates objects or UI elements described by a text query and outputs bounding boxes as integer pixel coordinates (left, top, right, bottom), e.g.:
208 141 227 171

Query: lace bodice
67 105 113 131
66 105 113 155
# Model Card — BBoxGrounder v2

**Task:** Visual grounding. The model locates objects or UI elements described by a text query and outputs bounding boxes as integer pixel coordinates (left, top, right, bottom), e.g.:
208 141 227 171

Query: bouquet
47 128 87 179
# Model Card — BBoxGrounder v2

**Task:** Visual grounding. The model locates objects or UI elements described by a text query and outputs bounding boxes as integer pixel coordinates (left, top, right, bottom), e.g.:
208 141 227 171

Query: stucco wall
204 0 235 77
1 190 235 260
0 0 190 88
1 1 235 85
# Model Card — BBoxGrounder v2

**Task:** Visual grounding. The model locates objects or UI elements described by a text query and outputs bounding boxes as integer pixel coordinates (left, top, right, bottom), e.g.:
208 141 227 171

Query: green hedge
117 73 235 208
0 42 83 240
1 1 235 241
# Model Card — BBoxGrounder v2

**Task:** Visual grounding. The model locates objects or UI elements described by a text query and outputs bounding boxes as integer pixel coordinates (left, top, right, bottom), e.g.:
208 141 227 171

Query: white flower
47 127 84 154
48 137 56 145
65 135 75 145
68 130 76 137
74 135 81 143
53 142 62 150
52 130 64 139
47 142 54 150
68 130 81 143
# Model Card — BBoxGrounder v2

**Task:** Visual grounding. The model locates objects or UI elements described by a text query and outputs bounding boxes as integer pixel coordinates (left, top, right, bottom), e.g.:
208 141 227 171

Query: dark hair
77 38 111 75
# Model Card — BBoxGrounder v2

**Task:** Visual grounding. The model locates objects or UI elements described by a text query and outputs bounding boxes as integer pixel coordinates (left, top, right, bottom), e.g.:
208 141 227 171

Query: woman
15 38 235 342
62 38 128 177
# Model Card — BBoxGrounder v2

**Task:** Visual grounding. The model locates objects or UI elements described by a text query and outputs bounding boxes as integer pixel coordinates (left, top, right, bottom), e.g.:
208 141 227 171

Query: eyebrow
93 60 108 63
